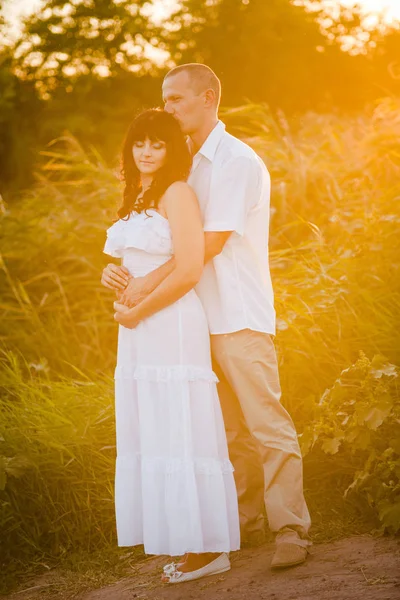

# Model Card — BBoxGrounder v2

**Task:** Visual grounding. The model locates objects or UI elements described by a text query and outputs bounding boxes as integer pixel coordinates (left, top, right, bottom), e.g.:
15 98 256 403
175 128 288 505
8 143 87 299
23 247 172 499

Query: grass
2 545 145 599
1 98 400 595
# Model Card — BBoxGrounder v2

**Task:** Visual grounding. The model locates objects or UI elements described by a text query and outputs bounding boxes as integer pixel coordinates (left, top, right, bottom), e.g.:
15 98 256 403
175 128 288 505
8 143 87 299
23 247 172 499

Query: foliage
9 0 400 109
15 0 160 89
0 49 43 193
2 0 400 195
301 352 400 534
164 0 400 111
0 351 116 563
166 0 336 111
0 134 120 375
36 72 162 166
221 100 400 419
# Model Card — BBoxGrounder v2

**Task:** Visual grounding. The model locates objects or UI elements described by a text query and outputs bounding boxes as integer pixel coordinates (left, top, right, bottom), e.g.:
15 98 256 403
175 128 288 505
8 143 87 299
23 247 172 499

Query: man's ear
204 88 216 107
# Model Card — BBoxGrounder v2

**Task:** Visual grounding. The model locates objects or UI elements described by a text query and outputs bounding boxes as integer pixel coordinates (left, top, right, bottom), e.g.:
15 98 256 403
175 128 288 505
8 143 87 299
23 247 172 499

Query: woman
103 109 240 584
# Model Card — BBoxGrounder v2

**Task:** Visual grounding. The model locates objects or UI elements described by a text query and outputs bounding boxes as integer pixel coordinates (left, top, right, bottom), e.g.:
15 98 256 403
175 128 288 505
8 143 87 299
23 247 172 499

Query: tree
163 0 331 109
0 49 43 195
162 0 380 111
15 0 162 93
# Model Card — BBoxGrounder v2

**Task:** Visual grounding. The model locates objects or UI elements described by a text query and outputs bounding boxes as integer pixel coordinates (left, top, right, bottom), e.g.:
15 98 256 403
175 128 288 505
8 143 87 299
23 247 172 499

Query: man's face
162 71 205 135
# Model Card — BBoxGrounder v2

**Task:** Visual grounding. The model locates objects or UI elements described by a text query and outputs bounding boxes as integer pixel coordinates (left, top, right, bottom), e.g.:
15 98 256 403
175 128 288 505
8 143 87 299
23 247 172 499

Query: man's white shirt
188 120 276 336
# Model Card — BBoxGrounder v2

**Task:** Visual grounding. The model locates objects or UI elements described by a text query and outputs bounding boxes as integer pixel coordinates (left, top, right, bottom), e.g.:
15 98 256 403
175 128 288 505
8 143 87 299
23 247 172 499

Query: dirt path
73 535 399 600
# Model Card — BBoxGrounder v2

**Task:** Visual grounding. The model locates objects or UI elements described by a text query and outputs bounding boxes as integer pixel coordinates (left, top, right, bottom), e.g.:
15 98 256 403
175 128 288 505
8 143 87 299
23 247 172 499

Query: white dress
103 209 240 556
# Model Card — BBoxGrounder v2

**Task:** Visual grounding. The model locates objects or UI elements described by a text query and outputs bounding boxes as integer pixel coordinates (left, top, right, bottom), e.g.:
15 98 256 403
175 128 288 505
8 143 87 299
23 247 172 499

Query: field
1 100 399 595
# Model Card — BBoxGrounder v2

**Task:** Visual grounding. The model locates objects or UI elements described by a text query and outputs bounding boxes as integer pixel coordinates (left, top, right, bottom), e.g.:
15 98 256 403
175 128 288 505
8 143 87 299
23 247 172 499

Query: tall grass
0 136 120 375
1 352 116 557
222 100 400 420
1 99 400 577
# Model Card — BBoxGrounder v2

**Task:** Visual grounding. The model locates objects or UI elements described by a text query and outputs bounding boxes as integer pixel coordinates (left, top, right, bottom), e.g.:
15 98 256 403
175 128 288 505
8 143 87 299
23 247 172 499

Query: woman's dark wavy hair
118 109 192 220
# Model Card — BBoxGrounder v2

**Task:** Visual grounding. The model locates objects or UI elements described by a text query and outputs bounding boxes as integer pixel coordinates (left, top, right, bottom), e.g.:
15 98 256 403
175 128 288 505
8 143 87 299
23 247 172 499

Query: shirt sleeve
203 155 260 236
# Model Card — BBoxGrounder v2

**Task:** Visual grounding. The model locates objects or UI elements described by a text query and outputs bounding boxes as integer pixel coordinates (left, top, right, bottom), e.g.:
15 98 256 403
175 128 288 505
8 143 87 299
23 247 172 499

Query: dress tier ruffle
104 211 240 555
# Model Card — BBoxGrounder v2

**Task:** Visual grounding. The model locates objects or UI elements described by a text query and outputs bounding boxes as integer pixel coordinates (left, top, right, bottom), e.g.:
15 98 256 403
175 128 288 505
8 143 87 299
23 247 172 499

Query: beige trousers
211 329 311 548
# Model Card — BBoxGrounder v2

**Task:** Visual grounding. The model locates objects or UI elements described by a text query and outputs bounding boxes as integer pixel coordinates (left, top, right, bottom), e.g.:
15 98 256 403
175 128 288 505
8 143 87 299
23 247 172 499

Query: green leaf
299 429 317 456
5 455 32 479
356 397 392 429
321 437 341 455
363 406 392 430
378 501 400 533
370 356 398 379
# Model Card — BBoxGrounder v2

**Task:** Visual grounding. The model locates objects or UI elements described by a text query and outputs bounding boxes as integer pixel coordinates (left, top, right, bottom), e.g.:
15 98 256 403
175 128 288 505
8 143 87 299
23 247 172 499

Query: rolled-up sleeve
203 155 259 236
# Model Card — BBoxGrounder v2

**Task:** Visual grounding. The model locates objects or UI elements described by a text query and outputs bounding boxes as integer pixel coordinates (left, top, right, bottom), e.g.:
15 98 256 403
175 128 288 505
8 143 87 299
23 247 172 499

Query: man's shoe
271 543 308 569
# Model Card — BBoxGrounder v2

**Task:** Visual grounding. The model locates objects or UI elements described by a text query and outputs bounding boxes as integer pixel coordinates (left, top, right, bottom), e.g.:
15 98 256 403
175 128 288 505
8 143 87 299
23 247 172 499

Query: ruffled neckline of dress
103 210 172 258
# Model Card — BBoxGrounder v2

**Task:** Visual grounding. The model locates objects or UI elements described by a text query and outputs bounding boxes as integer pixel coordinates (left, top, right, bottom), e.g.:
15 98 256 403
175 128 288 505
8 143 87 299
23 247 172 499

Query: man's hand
118 276 151 308
101 263 131 291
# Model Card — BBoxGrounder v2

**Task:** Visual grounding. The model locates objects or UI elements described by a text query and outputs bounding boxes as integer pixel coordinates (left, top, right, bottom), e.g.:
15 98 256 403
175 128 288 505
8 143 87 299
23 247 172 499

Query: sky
324 0 400 21
3 0 400 37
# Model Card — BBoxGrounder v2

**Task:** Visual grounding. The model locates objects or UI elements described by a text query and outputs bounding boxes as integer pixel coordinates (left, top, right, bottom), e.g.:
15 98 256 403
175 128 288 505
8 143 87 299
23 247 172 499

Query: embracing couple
101 63 311 584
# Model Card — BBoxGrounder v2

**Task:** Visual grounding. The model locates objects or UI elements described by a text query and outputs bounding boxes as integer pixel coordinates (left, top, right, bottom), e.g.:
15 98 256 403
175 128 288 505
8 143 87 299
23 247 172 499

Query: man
102 63 311 569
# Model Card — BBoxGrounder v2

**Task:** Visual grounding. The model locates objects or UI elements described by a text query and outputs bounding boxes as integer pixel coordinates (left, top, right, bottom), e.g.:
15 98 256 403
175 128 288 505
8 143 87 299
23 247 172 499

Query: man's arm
116 231 232 306
111 230 232 306
204 231 232 262
102 155 257 304
101 263 131 291
139 230 231 292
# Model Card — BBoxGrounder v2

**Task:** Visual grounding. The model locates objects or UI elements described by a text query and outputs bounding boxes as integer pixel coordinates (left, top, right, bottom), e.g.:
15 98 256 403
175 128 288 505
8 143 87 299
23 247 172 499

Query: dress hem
117 541 241 555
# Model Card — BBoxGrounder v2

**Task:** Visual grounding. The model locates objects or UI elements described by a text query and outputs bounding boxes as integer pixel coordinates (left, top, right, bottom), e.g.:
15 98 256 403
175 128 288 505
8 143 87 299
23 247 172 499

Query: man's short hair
164 63 221 107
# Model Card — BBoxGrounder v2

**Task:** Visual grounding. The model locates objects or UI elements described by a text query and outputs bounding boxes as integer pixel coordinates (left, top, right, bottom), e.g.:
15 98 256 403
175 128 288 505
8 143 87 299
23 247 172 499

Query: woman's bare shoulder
160 181 198 215
164 180 196 199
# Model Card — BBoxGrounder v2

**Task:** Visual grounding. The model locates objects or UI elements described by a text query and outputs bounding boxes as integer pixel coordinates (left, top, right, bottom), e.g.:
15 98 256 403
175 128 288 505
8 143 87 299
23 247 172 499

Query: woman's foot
161 552 228 583
179 552 222 572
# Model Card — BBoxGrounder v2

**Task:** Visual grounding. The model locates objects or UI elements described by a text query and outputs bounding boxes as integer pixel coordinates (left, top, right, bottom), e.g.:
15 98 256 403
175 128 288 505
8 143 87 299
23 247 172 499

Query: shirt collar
196 120 226 162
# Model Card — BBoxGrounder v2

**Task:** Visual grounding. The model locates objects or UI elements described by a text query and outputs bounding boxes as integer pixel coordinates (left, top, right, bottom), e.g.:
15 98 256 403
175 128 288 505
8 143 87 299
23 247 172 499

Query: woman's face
132 137 167 176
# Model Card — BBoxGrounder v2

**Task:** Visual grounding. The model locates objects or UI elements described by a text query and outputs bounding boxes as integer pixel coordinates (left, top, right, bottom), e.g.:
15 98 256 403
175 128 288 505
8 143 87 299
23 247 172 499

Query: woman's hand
113 302 141 329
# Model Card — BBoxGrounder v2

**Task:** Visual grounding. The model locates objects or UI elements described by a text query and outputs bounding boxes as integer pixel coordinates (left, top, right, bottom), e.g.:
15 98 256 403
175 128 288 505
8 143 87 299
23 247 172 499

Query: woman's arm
114 182 204 328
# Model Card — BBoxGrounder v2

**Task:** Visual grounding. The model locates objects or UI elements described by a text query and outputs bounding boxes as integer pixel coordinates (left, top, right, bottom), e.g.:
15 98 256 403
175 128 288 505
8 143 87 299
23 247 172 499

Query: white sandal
162 553 231 584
